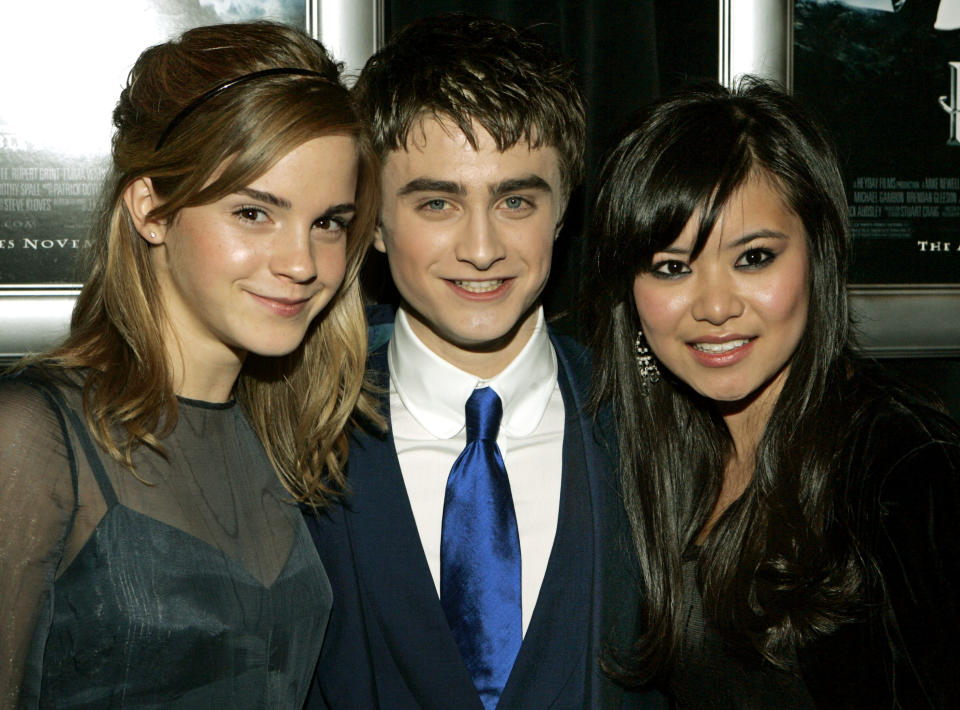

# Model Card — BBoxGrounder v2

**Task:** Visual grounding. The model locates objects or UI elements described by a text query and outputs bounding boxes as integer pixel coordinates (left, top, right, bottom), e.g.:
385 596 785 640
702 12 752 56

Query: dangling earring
634 329 660 393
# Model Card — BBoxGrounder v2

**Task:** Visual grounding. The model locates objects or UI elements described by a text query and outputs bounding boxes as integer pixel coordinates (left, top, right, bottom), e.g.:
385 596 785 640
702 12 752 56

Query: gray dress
0 372 332 708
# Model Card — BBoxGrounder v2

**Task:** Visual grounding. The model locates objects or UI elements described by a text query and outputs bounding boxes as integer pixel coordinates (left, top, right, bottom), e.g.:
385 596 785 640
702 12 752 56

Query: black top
0 372 332 708
668 551 817 710
667 374 960 709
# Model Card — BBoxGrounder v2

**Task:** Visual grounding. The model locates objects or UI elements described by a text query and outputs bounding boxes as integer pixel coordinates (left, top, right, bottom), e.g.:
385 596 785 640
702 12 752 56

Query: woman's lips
249 292 309 317
686 337 756 367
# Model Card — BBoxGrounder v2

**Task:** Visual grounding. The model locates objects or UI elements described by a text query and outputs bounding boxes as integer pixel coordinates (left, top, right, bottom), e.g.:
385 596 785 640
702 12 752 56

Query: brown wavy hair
26 21 380 506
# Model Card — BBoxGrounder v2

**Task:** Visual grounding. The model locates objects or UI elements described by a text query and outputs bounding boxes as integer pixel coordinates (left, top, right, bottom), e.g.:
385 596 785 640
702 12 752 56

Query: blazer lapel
498 335 595 708
554 335 647 709
346 346 483 710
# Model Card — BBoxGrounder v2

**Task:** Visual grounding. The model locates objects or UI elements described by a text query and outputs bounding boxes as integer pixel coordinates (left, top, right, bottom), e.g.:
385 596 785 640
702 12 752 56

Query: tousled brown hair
353 13 586 205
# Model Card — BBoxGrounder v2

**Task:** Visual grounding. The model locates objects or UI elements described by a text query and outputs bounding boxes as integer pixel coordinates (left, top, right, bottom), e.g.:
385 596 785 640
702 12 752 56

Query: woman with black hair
590 78 960 707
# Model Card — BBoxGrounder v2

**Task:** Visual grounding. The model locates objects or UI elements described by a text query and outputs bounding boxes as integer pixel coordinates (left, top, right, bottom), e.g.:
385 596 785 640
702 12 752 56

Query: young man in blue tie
305 14 664 710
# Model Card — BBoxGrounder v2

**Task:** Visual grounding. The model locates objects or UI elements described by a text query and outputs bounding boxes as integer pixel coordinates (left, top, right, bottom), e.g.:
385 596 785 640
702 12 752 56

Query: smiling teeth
693 339 750 354
455 280 503 293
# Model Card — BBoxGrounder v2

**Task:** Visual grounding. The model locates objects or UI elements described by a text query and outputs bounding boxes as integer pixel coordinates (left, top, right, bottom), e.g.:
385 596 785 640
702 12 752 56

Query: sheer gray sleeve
0 378 76 708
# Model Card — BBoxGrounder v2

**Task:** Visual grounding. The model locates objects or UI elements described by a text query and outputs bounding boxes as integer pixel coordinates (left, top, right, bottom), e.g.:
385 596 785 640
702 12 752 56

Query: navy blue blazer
305 322 664 709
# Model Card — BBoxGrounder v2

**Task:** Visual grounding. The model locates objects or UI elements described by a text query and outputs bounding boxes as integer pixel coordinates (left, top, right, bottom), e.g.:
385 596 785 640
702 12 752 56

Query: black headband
154 67 326 150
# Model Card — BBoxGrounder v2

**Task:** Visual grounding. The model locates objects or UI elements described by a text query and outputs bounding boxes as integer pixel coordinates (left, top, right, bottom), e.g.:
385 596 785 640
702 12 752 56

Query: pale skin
123 135 358 402
375 116 566 379
632 175 810 540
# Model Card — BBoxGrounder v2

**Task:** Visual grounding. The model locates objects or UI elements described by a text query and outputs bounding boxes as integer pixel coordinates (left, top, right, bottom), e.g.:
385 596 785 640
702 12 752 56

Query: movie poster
0 0 306 285
795 0 960 284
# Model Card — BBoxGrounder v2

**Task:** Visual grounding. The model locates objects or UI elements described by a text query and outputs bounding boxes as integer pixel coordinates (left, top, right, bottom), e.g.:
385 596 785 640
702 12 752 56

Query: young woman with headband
0 21 378 707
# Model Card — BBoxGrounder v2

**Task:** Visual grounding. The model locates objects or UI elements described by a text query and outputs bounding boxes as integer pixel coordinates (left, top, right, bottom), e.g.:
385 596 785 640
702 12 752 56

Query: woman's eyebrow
725 229 790 249
237 187 292 209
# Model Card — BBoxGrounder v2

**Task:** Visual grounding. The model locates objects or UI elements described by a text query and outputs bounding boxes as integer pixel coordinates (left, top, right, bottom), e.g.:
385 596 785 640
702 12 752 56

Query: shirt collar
388 306 558 439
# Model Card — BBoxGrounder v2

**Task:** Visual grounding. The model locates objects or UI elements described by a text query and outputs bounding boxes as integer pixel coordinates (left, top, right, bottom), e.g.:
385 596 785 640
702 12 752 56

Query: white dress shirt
387 307 565 635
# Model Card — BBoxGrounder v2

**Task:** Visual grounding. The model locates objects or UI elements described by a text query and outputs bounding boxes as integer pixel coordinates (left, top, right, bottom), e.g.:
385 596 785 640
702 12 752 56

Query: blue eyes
417 196 532 213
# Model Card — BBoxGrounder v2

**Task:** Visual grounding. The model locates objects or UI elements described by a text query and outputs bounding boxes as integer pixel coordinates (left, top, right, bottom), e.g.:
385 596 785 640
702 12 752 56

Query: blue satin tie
440 387 522 710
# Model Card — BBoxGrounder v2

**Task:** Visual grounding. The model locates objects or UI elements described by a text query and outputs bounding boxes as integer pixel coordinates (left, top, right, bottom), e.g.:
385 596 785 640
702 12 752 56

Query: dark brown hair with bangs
589 77 862 682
